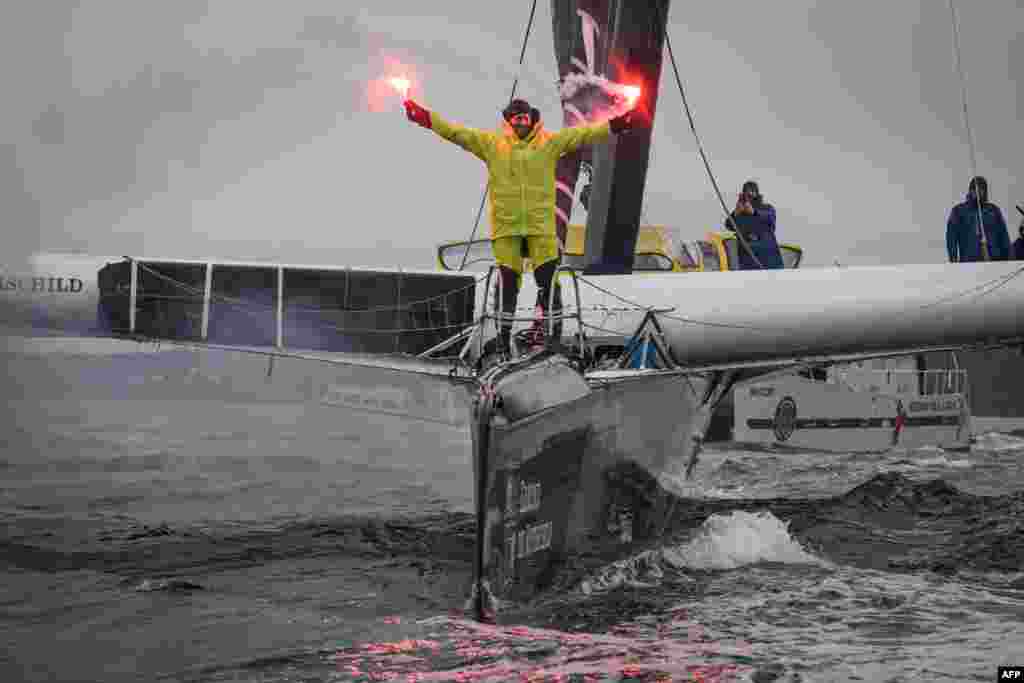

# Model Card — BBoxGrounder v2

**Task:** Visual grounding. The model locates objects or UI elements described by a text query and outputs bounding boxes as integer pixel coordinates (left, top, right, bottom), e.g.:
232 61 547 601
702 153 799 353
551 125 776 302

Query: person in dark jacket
726 180 784 270
1014 206 1024 261
946 176 1011 262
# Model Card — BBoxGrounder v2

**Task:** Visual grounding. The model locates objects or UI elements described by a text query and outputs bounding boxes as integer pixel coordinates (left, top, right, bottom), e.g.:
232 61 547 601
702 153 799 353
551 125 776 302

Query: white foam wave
579 548 672 595
972 431 1024 452
656 474 754 501
914 454 971 468
663 511 823 571
579 511 823 594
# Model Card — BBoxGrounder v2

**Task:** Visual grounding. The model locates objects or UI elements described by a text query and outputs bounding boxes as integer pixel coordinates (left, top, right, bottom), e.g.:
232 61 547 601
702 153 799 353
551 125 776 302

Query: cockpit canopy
436 225 802 273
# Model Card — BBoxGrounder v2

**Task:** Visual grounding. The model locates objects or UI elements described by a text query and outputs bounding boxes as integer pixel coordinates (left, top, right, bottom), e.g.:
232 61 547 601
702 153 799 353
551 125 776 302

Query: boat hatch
703 232 803 271
437 224 685 274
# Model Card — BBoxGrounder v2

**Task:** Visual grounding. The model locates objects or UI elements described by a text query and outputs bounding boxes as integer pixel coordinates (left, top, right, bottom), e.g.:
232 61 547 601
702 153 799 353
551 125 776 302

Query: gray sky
3 1 1021 268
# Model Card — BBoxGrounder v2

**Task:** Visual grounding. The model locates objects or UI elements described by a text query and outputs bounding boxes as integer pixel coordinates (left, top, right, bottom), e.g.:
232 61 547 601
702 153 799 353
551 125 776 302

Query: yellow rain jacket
429 112 610 240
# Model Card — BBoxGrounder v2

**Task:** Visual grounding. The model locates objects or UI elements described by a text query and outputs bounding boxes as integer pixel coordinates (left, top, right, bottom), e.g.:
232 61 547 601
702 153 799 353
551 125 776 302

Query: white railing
832 368 968 397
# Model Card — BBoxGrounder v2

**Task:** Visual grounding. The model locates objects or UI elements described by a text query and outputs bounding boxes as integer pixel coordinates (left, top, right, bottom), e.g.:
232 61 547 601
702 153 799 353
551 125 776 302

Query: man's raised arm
550 120 610 157
550 108 637 156
404 99 493 162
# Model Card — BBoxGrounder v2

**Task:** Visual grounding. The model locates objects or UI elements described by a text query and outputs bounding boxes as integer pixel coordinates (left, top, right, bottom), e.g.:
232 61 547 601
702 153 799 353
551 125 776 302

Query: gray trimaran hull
6 0 1024 617
468 261 1024 611
6 257 1024 614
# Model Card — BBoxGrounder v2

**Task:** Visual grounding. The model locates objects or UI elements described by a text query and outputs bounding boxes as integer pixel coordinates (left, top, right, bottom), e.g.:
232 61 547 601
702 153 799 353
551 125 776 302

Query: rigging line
457 0 539 271
574 274 790 333
110 337 475 381
957 267 1024 305
949 0 978 180
917 265 1024 310
651 2 764 270
658 311 791 333
579 261 1024 335
949 0 989 259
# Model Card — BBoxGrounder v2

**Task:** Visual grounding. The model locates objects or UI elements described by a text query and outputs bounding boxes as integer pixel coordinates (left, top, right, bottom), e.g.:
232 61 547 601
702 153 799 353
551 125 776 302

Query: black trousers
496 259 563 346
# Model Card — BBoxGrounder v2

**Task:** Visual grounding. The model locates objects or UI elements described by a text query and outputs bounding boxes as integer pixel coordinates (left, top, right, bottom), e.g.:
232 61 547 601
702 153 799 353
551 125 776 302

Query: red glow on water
332 616 753 682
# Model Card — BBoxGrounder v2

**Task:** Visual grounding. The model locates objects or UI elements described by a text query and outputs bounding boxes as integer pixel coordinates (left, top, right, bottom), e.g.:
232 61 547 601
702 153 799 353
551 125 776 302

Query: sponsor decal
321 384 410 413
909 397 960 413
505 534 516 575
504 521 554 574
748 416 961 431
505 476 516 521
0 275 84 293
515 522 553 559
520 481 542 515
502 474 551 575
773 397 798 442
749 386 775 398
504 475 542 518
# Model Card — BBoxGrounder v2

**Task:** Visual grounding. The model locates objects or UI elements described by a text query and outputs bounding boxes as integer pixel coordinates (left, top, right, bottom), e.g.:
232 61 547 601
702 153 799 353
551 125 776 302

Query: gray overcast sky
3 1 1021 268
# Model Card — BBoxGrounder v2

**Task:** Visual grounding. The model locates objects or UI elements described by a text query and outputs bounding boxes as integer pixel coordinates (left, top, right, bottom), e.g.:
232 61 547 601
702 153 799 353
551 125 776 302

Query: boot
478 326 512 370
497 326 512 356
521 305 546 349
534 283 563 350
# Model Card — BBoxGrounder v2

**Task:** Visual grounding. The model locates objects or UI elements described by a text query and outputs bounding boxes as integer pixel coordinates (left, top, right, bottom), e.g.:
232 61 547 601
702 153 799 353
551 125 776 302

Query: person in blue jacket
946 176 1011 262
1013 206 1024 261
726 180 784 270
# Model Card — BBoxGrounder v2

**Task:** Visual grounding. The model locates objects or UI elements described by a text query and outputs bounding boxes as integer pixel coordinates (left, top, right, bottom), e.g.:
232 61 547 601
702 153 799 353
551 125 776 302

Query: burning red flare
389 77 411 100
623 85 641 107
365 57 420 112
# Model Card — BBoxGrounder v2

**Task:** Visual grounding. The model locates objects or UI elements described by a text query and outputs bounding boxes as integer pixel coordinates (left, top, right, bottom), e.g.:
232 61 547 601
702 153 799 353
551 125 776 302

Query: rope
651 2 765 270
574 273 786 333
949 0 989 260
108 319 472 335
949 1 978 181
918 264 1024 310
104 337 477 382
578 263 1024 336
457 0 539 271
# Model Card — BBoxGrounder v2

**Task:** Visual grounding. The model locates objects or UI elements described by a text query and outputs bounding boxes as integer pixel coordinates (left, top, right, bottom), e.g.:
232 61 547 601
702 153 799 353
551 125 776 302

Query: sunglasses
507 113 532 125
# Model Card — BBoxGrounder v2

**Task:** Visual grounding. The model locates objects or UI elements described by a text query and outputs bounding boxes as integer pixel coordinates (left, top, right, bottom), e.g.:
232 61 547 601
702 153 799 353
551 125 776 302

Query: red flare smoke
366 56 420 112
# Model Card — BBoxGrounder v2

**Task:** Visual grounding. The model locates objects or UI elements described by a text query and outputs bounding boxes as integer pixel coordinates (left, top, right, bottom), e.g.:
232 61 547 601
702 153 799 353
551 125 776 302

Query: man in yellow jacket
404 96 634 356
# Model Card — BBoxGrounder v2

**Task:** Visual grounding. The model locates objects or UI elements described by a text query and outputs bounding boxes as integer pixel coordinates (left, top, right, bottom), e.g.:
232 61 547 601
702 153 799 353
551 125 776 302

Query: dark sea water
3 391 1024 682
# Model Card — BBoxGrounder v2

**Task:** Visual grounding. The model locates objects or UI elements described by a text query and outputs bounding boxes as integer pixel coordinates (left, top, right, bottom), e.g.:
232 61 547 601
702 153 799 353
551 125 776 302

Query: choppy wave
5 404 1024 683
578 510 823 596
973 430 1024 451
664 510 823 571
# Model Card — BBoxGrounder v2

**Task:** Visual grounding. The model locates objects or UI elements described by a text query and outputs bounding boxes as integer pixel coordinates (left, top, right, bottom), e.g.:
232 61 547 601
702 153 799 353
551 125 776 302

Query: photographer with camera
726 180 784 270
